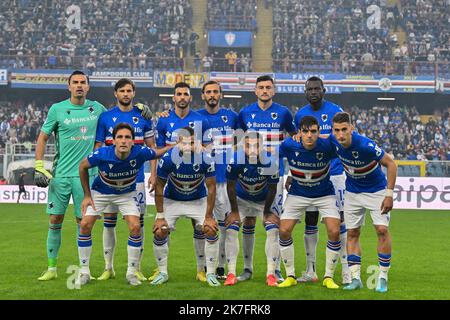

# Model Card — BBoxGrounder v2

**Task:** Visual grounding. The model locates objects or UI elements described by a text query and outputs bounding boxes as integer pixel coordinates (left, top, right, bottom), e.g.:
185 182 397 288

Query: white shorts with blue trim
282 194 340 221
344 190 391 229
85 190 140 217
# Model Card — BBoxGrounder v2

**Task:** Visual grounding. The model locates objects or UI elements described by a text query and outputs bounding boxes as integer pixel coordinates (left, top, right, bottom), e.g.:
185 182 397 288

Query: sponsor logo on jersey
246 122 252 128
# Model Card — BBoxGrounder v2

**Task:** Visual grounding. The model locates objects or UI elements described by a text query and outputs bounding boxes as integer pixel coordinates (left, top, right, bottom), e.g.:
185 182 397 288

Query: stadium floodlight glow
159 94 174 98
377 97 396 101
223 94 242 99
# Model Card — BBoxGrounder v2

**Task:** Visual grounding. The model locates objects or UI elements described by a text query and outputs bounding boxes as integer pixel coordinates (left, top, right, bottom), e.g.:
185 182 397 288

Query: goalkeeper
36 70 153 281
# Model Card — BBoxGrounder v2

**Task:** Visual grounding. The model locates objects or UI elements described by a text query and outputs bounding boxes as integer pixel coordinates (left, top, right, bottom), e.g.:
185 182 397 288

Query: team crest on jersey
221 115 228 123
251 114 256 119
257 167 264 175
48 202 54 209
352 151 359 159
321 114 328 122
227 165 232 172
133 117 139 124
189 122 195 128
169 123 175 128
207 163 215 172
316 152 324 161
88 106 94 113
112 117 117 123
80 126 87 134
193 164 200 172
271 112 278 120
158 159 164 168
130 160 137 167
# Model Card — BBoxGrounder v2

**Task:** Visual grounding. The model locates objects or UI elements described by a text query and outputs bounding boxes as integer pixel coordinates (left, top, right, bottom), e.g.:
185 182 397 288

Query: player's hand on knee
81 196 96 217
203 216 218 237
135 103 153 120
263 212 280 226
225 211 241 227
153 218 169 237
381 196 393 215
34 160 53 188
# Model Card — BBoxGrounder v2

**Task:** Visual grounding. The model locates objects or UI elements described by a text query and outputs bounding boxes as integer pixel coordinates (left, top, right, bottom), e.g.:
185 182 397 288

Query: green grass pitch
0 203 449 300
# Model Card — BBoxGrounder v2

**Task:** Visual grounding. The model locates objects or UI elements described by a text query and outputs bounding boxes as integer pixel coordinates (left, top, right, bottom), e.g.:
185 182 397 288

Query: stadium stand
0 0 192 71
205 0 258 31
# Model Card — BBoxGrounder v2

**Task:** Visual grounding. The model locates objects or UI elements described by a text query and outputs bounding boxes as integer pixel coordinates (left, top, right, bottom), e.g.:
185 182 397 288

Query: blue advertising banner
90 71 153 88
208 30 253 48
210 72 274 91
275 73 342 94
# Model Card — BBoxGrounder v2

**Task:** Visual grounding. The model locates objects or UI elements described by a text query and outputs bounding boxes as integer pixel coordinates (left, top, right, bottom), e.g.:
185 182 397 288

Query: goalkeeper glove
34 160 53 188
135 103 153 120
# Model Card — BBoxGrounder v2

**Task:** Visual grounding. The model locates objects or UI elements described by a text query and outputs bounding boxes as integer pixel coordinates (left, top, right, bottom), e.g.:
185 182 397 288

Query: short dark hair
68 70 89 84
174 82 191 92
256 75 274 85
332 112 351 124
298 116 319 130
202 80 222 93
113 122 135 140
305 76 324 89
114 78 135 92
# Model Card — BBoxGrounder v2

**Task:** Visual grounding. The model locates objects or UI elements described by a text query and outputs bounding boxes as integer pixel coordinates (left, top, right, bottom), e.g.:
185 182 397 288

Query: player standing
78 123 171 286
151 127 219 286
225 132 280 286
35 71 106 281
331 112 397 293
197 80 238 279
152 82 212 283
237 75 296 282
291 76 351 284
94 78 156 282
278 116 342 289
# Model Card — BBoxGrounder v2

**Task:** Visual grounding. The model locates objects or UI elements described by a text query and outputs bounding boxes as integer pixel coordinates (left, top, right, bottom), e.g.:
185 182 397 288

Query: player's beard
119 98 132 107
206 98 218 108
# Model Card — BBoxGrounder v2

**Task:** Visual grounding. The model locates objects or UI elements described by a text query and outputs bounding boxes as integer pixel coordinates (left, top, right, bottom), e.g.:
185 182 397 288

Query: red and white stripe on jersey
213 133 233 150
168 174 205 193
99 171 137 189
258 130 285 146
343 160 379 177
290 163 331 183
237 178 267 196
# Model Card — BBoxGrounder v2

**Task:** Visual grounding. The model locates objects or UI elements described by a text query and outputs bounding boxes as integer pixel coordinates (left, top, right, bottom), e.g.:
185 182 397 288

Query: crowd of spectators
347 104 450 163
0 0 192 71
272 0 449 76
205 0 257 31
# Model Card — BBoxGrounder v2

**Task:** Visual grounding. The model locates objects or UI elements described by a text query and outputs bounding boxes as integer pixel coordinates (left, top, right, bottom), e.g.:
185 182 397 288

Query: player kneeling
151 127 220 287
278 116 342 289
77 123 172 286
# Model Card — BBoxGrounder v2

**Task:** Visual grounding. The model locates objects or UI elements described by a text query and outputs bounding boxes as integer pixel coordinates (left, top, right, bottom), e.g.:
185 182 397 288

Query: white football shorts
85 190 140 217
164 197 207 231
282 194 340 221
344 190 391 229
103 182 147 216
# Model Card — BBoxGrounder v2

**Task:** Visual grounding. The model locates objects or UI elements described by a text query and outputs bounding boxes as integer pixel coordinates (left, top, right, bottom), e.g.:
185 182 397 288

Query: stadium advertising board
0 69 7 85
275 73 342 94
436 79 450 94
208 30 253 48
154 72 209 88
11 69 72 89
90 71 153 88
210 72 275 91
2 177 449 210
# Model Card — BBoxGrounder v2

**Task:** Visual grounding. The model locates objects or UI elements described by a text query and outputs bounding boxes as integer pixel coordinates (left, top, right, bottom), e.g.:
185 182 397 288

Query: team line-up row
34 72 396 293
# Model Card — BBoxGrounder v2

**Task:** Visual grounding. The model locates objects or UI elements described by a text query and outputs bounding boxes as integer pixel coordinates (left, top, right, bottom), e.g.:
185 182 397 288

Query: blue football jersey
157 148 215 201
280 137 336 198
226 151 280 203
238 102 296 176
294 100 344 176
155 109 211 147
197 108 238 184
95 106 154 183
330 132 387 193
87 145 156 195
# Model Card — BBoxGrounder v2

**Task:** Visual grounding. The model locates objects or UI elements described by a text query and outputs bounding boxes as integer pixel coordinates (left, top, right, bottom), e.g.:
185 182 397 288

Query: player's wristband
156 211 165 219
385 189 394 197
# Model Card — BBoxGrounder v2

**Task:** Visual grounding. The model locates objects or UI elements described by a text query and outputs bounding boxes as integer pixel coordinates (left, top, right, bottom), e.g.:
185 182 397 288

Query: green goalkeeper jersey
41 99 106 177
